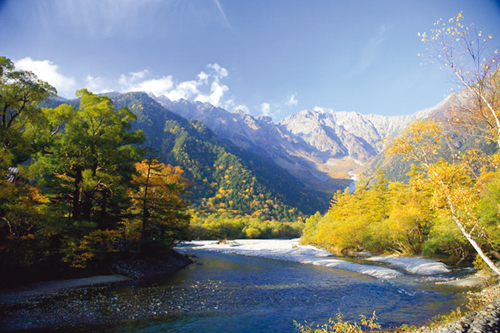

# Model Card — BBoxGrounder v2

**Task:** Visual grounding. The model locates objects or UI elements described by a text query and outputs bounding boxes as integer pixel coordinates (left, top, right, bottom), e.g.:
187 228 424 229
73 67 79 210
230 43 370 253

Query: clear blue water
0 250 467 332
110 251 465 332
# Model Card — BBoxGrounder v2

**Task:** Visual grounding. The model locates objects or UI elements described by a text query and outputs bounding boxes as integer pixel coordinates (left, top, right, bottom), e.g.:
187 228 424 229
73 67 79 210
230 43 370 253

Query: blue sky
1 0 499 120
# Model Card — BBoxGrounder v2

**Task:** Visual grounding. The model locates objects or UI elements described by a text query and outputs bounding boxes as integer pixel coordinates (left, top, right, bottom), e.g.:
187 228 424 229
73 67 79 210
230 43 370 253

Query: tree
0 56 56 166
419 13 500 145
388 119 500 275
416 13 500 274
127 157 190 249
31 89 144 226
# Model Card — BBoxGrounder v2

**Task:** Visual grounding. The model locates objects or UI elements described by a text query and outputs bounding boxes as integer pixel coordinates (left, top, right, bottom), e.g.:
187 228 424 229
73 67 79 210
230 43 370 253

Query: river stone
112 250 192 279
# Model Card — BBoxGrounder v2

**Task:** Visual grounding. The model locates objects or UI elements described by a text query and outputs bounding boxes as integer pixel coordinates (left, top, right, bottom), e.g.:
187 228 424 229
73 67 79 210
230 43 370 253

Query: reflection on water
0 250 466 332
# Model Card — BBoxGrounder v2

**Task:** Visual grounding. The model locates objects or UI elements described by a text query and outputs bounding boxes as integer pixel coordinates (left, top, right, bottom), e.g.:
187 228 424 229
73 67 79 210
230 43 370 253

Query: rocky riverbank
112 250 193 279
0 250 193 331
411 280 500 333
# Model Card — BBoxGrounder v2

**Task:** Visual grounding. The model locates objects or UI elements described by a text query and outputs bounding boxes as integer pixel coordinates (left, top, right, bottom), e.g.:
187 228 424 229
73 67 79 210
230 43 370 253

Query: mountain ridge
153 95 449 192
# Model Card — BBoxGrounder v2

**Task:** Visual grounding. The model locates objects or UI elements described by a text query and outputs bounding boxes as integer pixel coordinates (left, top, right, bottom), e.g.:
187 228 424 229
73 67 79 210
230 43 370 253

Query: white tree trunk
447 196 500 276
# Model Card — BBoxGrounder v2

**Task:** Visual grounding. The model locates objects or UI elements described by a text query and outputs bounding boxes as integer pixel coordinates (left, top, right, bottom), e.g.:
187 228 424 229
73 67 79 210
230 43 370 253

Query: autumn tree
420 13 500 145
388 119 500 275
126 157 190 250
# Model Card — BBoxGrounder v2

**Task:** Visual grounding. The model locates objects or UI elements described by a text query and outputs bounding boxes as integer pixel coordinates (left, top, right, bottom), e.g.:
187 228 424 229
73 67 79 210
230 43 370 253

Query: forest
0 56 309 282
1 13 500 284
0 57 192 281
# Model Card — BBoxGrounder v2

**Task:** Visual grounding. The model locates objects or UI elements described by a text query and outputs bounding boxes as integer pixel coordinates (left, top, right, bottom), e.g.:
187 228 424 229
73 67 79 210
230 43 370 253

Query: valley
154 93 454 193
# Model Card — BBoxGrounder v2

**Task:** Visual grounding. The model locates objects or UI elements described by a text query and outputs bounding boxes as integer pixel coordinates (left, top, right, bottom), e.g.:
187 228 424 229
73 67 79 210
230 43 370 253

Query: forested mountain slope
46 93 330 218
155 96 439 192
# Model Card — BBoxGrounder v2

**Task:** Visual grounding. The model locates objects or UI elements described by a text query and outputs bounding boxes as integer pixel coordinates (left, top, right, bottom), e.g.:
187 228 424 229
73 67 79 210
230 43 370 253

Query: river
0 243 471 332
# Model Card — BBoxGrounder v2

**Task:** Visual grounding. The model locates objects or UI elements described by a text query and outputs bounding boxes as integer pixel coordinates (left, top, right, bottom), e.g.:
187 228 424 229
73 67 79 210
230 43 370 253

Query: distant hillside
113 92 331 218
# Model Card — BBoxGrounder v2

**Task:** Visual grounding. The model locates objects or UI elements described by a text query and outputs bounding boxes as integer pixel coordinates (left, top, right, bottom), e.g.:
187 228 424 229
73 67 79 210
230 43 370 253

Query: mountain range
44 91 456 217
155 95 452 192
44 93 331 218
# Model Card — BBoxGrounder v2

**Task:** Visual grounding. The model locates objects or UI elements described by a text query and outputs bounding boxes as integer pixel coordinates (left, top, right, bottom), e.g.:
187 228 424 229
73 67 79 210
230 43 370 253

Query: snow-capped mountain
153 95 449 193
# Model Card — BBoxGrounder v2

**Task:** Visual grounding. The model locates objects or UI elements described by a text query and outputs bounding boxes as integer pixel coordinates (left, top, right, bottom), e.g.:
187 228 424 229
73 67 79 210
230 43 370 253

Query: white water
179 239 453 279
367 255 451 275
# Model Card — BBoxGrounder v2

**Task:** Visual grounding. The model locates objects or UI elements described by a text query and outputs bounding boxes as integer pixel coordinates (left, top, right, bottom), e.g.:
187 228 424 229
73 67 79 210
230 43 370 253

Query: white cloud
261 103 271 117
132 77 175 97
197 71 209 83
15 57 77 98
85 75 112 94
234 104 249 114
167 80 200 101
313 106 328 113
13 58 234 108
350 25 386 76
286 94 298 106
117 70 175 97
195 81 228 105
208 63 228 81
117 63 230 106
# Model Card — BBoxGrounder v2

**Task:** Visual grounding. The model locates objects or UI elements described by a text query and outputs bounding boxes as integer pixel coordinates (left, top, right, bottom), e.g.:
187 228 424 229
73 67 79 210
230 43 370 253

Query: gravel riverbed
0 251 193 331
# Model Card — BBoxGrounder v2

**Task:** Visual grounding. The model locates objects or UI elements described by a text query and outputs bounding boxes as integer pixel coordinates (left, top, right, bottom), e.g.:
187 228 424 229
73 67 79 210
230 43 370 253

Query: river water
0 249 469 332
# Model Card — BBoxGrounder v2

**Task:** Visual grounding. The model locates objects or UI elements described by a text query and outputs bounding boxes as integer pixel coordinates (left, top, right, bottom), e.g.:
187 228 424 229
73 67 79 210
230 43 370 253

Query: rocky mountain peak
151 94 446 194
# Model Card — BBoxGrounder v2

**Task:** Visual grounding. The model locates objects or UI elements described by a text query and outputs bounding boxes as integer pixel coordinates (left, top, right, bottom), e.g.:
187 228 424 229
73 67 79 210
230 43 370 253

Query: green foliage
300 212 322 245
189 212 304 240
422 217 470 262
61 229 123 268
30 89 145 226
111 92 330 219
1 64 196 274
18 87 148 268
162 117 304 220
0 56 56 165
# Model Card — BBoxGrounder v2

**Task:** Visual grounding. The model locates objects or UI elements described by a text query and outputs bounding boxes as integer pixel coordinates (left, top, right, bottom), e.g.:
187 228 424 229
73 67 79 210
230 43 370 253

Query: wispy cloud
286 94 298 106
260 93 299 119
15 57 77 97
213 0 232 30
349 25 386 76
234 104 250 113
85 75 111 94
45 0 164 38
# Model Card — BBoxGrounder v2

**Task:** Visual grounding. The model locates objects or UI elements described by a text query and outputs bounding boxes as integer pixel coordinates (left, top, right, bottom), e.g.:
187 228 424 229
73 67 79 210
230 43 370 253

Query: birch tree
388 119 500 275
419 13 500 145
